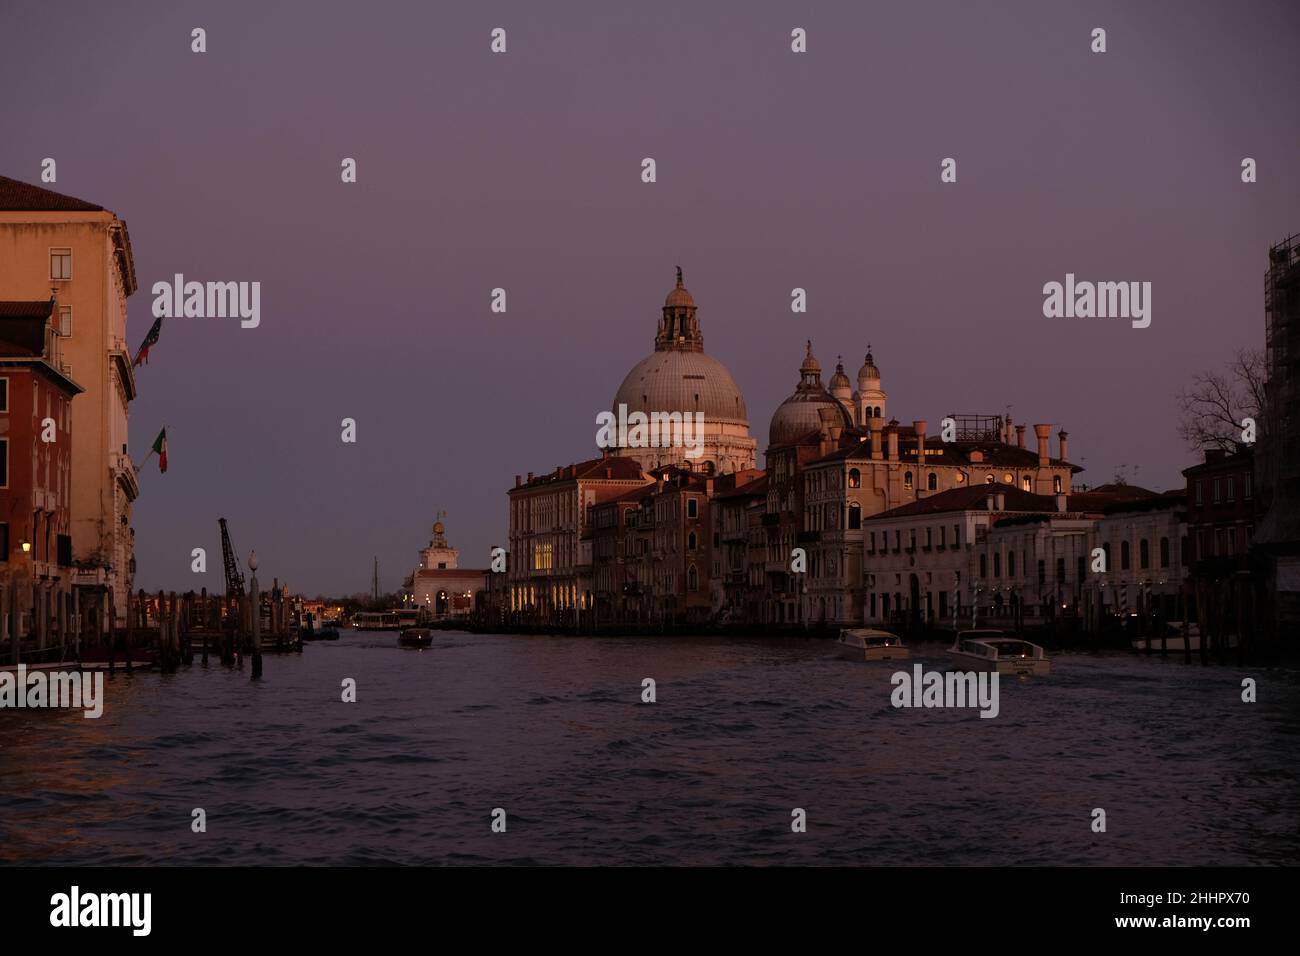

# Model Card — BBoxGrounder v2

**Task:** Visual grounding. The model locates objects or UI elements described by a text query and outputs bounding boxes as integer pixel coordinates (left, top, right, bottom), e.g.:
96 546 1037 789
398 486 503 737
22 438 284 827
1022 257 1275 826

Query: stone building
505 455 648 624
0 176 138 624
410 517 486 619
0 299 82 650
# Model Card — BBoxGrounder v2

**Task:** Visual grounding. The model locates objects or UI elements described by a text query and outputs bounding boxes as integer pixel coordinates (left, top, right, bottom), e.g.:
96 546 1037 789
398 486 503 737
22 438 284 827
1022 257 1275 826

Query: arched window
687 531 697 551
979 554 987 578
927 472 937 491
848 502 861 530
904 471 914 490
985 474 995 484
686 564 699 591
848 468 861 488
1022 476 1032 491
1160 537 1170 568
1120 541 1131 570
1053 475 1063 494
1139 538 1150 569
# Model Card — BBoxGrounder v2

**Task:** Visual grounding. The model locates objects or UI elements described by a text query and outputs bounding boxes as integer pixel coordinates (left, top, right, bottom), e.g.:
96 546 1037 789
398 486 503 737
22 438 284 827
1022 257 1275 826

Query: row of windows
1193 474 1253 505
869 525 963 553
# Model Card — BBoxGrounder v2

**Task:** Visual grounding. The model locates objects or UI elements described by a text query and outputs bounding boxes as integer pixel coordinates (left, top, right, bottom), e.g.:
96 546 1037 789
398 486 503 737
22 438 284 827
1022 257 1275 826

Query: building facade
411 517 486 619
0 176 138 623
0 299 83 651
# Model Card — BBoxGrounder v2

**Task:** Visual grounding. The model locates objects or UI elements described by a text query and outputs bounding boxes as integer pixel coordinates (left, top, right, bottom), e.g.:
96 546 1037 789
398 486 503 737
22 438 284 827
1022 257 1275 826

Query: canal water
1 630 1296 866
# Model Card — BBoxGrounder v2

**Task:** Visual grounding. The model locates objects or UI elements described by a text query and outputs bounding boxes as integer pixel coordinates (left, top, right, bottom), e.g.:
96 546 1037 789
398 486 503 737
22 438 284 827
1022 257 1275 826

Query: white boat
948 629 1050 676
837 627 910 661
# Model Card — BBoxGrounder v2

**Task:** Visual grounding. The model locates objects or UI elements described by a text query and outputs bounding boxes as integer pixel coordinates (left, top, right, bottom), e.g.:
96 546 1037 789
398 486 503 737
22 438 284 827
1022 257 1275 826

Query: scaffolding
946 414 1005 443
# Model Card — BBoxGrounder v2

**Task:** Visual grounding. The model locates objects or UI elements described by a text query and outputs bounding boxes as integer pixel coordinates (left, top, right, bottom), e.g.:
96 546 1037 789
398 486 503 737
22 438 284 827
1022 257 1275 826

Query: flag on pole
146 427 168 473
133 316 163 366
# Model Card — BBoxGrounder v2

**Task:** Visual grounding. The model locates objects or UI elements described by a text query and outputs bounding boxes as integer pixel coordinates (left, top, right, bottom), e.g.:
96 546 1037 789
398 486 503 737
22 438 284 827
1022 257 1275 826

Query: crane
218 517 246 598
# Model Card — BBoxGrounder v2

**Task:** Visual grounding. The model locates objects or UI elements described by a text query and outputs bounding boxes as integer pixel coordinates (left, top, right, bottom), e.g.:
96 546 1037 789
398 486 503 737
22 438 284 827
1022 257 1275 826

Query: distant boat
398 627 433 648
949 629 1050 676
837 627 910 661
352 611 401 631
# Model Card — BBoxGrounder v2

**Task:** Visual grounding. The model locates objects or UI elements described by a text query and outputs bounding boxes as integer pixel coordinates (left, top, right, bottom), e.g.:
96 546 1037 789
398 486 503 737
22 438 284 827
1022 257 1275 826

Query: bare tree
1176 348 1265 453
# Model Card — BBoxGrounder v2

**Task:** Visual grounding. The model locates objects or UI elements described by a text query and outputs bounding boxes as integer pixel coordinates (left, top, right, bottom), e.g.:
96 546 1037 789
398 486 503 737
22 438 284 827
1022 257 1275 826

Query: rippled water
1 630 1296 865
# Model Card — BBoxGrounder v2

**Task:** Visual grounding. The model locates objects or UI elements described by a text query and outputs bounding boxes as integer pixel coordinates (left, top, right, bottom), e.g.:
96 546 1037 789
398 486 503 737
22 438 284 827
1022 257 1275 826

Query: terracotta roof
714 474 768 499
0 175 104 211
0 299 54 356
514 455 646 489
0 300 54 319
867 482 1063 520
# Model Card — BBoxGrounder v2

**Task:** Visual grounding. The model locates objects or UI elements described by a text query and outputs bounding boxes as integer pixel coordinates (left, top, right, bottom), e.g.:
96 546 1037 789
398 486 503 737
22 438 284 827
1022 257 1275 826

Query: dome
769 342 853 447
613 350 748 424
858 350 880 382
829 358 851 391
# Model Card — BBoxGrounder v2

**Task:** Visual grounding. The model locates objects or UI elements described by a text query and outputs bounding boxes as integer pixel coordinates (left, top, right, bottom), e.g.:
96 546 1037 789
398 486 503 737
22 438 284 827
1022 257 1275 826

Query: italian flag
150 428 168 473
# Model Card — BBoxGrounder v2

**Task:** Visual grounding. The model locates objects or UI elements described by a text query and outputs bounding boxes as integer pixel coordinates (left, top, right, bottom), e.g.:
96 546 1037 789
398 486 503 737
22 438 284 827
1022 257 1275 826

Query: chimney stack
913 420 928 462
985 495 995 511
995 492 1005 511
1058 429 1069 462
1034 424 1051 466
869 417 884 460
1015 424 1026 449
886 423 899 462
1055 493 1067 513
515 474 521 488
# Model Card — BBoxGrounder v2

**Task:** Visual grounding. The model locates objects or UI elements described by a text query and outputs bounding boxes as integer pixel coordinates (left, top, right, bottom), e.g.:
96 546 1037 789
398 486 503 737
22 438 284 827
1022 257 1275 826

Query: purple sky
3 0 1297 596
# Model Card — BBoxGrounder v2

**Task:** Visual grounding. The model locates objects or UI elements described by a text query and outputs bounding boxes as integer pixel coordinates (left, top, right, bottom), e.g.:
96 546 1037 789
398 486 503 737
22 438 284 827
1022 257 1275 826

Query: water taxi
948 629 1050 676
837 627 910 661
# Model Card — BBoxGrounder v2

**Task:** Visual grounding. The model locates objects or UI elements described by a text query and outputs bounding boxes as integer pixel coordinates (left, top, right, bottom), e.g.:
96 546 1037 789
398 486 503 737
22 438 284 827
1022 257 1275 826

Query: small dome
769 343 853 447
858 350 880 382
664 266 695 308
432 521 444 536
829 357 851 391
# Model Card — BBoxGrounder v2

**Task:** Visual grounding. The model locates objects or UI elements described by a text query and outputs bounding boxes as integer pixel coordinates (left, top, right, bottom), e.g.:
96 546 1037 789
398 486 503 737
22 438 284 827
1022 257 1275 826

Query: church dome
769 342 853 447
613 350 748 424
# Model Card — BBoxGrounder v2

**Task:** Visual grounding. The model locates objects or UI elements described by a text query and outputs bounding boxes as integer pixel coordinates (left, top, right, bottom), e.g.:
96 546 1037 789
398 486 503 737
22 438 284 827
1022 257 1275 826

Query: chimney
869 417 884 460
994 492 1005 511
1058 429 1069 462
985 495 995 511
886 423 899 461
515 474 521 488
1015 424 1026 449
527 471 534 482
1055 493 1067 513
705 477 714 496
1034 424 1051 466
913 420 927 462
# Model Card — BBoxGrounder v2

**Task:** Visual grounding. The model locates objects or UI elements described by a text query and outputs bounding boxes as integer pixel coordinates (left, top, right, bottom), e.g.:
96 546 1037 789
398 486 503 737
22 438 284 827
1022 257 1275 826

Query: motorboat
948 629 1050 676
837 627 910 661
398 627 433 648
